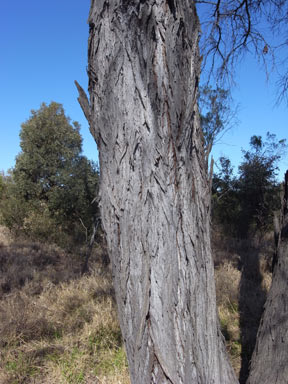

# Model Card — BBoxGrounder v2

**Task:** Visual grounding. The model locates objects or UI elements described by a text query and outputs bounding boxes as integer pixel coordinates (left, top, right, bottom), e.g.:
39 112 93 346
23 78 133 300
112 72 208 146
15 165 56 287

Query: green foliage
213 132 287 238
212 157 241 236
237 132 286 237
0 174 29 231
0 102 99 248
0 173 4 199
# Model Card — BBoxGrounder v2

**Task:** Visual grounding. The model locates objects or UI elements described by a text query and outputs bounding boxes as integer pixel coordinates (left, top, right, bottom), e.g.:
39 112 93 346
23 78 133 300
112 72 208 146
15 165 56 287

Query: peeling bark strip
78 1 237 383
247 171 288 384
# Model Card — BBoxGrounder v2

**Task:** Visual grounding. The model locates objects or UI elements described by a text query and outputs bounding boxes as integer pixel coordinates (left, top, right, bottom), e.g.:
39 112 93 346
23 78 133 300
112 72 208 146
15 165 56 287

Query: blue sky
211 56 288 178
0 1 287 180
0 0 94 171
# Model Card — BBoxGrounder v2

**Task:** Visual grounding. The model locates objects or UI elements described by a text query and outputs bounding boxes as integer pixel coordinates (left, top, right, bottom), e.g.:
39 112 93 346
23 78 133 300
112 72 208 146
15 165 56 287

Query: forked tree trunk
247 171 288 384
77 1 237 382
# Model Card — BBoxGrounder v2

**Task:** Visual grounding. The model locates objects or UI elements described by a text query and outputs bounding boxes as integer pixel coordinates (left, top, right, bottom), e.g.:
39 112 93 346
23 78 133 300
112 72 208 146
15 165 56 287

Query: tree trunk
77 1 237 382
247 171 288 384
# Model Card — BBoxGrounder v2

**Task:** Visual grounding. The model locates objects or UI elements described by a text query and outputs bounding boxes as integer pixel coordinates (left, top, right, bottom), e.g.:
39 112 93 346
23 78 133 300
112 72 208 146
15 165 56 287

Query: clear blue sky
210 56 288 179
1 1 287 180
0 0 95 171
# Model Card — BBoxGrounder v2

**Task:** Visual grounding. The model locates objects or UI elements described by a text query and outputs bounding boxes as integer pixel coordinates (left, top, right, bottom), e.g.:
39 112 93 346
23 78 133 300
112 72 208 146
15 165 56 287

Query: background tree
0 171 27 232
212 156 241 236
198 85 238 155
212 133 286 238
0 173 9 223
0 174 4 199
237 133 286 237
1 102 99 248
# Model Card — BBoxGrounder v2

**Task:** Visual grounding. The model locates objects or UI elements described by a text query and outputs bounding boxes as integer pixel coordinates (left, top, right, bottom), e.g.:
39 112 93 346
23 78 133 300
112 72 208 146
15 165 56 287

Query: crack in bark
151 351 174 384
119 143 128 165
115 63 124 86
143 120 151 133
153 174 166 194
136 87 146 110
167 0 176 19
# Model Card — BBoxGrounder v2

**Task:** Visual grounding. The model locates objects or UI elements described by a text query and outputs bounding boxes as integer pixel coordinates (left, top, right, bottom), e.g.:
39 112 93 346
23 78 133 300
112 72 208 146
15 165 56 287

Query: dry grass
0 226 130 384
0 225 12 246
0 224 275 383
0 240 80 298
215 262 242 376
213 230 273 381
0 269 130 384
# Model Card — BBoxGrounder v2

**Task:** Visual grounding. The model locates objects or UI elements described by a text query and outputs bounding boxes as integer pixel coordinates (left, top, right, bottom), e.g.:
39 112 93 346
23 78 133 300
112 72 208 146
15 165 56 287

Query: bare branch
197 0 288 98
74 80 91 123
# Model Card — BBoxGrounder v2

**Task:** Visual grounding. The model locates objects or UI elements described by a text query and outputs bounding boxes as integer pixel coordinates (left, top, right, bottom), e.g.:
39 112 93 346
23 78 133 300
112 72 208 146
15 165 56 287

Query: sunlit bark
77 1 237 382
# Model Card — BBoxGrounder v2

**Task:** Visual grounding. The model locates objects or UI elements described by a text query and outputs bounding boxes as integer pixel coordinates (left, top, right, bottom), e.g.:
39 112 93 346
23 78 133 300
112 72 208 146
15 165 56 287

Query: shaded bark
77 1 237 382
238 243 267 384
247 171 288 384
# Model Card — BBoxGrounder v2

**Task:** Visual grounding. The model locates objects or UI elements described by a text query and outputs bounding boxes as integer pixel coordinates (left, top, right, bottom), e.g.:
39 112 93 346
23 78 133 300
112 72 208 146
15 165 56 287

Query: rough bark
247 171 288 384
77 1 237 383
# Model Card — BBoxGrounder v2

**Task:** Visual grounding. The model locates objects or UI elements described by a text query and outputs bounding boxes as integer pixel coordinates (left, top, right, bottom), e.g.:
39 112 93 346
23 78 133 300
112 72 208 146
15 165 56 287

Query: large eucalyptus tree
76 0 288 383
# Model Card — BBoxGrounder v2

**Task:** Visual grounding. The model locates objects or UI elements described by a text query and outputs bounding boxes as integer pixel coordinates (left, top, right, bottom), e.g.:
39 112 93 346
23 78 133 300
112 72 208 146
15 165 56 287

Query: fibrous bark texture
78 1 237 383
247 171 288 384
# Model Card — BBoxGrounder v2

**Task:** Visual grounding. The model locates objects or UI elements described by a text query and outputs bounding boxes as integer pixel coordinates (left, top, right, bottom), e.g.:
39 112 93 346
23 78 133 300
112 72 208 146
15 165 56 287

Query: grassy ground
213 230 273 381
0 226 273 383
0 226 130 384
0 272 130 384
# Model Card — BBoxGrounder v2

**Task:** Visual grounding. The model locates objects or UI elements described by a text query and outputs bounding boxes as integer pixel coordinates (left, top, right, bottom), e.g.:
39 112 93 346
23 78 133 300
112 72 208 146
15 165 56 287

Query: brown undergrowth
213 229 273 380
0 226 129 384
0 225 273 383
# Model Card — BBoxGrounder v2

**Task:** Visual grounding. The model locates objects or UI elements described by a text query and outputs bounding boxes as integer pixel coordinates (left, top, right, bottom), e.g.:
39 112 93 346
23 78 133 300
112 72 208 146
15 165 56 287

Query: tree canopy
0 102 98 247
0 174 4 200
213 132 287 237
198 85 238 153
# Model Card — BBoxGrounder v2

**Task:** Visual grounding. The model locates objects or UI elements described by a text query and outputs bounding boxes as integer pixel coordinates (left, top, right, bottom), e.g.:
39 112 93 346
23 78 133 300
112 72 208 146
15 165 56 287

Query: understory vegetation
213 230 273 382
0 226 129 384
0 225 274 384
